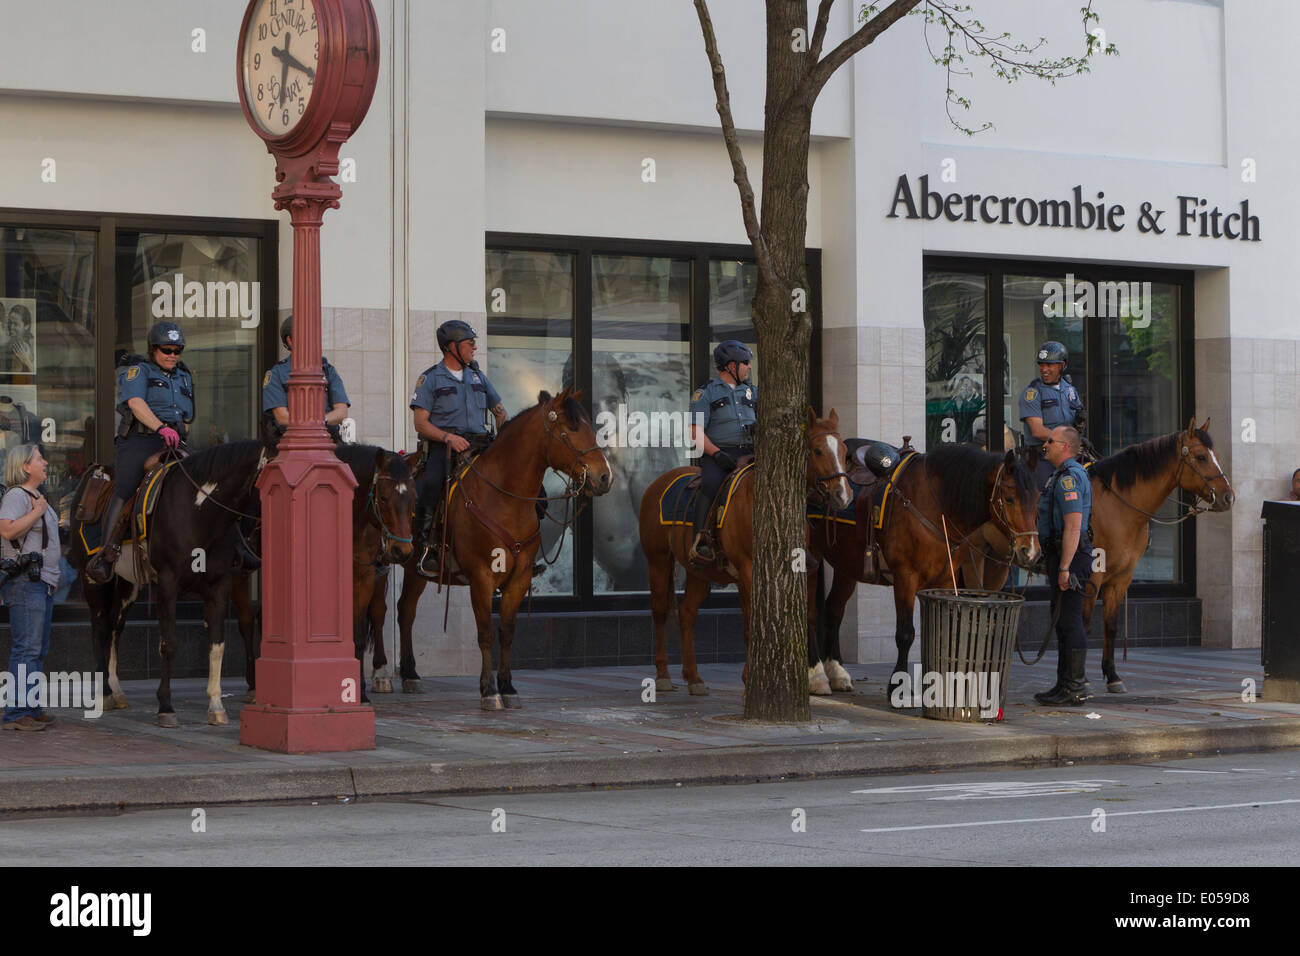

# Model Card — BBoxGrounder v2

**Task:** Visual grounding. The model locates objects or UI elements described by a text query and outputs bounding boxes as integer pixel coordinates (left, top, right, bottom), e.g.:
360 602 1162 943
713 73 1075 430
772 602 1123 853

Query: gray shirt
0 486 60 588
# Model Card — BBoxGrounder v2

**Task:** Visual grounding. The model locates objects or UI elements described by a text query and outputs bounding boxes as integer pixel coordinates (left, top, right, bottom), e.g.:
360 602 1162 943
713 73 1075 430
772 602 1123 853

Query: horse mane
177 439 264 485
1092 428 1213 492
334 443 380 488
923 444 1030 529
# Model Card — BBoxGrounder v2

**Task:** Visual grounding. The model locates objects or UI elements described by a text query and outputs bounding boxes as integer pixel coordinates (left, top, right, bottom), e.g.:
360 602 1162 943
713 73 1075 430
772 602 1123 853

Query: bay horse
228 443 416 702
67 440 266 727
962 419 1232 693
639 408 853 695
806 443 1041 690
392 387 613 709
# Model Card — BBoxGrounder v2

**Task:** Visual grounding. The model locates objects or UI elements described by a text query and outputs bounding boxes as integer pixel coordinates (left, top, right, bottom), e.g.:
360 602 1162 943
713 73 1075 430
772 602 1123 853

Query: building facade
0 0 1291 677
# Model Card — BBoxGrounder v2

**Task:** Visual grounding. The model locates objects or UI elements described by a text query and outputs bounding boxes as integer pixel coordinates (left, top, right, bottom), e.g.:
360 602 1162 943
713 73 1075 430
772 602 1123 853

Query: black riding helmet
714 340 752 372
1036 340 1068 365
437 319 478 352
147 321 185 352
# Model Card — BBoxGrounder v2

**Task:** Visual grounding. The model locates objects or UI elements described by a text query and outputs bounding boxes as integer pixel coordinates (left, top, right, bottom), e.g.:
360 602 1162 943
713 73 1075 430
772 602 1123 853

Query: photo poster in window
0 298 37 376
0 385 39 451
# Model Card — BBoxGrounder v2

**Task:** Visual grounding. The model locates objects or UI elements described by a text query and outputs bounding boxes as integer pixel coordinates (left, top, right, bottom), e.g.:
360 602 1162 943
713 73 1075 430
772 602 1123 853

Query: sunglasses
156 347 183 356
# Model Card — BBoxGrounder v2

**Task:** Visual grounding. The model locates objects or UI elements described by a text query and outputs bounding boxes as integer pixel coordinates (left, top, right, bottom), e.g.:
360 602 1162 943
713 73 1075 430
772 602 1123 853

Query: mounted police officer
262 315 351 448
86 321 195 583
410 320 507 577
688 340 756 563
1019 340 1085 489
1034 425 1094 706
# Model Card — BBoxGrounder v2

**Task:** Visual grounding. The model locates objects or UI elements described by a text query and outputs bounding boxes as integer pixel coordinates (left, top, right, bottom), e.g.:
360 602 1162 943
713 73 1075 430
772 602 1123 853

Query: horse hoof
372 677 393 694
110 692 129 711
502 694 522 709
825 660 854 692
655 677 676 692
809 674 832 696
402 679 422 694
158 713 179 729
1107 680 1126 694
687 682 709 696
481 695 504 711
207 710 229 726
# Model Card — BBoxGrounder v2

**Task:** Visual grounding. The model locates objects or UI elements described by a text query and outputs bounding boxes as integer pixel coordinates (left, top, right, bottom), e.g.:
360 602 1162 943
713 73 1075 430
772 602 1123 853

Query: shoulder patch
416 375 425 388
262 371 271 388
126 366 140 382
1061 476 1074 491
1024 388 1036 402
1064 491 1079 501
691 388 703 402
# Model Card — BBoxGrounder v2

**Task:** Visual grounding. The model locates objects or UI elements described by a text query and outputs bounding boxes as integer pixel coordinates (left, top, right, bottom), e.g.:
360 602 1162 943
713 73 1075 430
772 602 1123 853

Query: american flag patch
1064 491 1079 501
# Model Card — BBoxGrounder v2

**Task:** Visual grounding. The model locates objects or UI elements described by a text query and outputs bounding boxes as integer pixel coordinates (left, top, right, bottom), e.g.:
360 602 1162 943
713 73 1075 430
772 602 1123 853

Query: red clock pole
237 0 380 753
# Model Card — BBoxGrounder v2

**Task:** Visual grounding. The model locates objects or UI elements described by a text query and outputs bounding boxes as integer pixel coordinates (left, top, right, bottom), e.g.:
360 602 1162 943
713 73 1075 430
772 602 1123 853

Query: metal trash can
1261 500 1300 703
916 589 1024 721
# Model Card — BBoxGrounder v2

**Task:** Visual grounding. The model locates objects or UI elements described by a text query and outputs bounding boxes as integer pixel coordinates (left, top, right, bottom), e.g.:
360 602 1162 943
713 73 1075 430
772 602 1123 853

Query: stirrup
690 534 716 564
415 545 442 580
85 544 121 584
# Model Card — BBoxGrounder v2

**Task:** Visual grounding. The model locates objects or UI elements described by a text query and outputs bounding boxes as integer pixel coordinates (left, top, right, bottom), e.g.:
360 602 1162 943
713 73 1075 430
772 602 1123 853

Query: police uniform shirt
1018 378 1083 445
1037 457 1093 555
409 361 501 436
119 359 194 428
262 356 350 414
689 377 757 449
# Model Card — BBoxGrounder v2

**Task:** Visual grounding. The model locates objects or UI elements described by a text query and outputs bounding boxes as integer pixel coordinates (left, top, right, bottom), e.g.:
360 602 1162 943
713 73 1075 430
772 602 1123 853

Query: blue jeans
3 578 54 723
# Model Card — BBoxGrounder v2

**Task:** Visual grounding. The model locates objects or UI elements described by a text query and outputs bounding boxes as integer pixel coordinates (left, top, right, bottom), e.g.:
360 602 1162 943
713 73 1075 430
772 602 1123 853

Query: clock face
241 0 320 138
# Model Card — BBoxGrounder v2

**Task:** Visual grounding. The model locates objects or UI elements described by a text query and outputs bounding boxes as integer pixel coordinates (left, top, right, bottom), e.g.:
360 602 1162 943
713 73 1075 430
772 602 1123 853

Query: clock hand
278 33 291 108
280 51 316 81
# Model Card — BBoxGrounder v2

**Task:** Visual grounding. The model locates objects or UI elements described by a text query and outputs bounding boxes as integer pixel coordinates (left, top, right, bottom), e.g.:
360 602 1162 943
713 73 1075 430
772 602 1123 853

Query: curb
3 719 1299 813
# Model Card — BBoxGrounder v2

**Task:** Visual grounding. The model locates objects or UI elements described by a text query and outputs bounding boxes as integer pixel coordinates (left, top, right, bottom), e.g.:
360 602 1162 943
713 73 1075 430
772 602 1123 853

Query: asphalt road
2 751 1297 867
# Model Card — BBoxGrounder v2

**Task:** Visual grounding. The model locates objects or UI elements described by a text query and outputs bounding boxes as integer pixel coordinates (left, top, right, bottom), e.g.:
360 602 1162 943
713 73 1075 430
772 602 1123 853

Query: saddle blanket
658 464 753 528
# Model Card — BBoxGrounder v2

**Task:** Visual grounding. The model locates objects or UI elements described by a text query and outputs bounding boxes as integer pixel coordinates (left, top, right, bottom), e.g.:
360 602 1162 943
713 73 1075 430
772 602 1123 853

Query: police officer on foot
1019 340 1085 489
262 315 351 448
1034 425 1094 706
688 341 756 563
86 321 194 583
410 320 506 577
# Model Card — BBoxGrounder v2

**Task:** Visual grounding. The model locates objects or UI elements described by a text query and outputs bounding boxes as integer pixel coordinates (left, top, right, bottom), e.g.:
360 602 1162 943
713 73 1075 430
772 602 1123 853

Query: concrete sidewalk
1 647 1297 812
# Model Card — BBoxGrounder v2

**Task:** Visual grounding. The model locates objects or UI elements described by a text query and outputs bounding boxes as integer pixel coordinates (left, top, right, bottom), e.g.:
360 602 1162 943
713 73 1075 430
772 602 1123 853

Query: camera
0 552 43 583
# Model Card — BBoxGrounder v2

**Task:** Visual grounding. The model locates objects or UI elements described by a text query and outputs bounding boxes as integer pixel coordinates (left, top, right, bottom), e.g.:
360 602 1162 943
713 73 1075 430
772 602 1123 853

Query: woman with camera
1 444 61 732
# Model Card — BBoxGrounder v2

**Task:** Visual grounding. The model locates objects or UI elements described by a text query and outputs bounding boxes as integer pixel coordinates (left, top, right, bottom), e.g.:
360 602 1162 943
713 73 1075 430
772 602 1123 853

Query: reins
1095 441 1225 525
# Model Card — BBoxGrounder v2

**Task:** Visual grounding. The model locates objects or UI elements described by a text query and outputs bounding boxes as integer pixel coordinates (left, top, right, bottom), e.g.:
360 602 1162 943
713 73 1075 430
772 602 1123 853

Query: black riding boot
1037 649 1092 706
413 504 440 577
1034 644 1069 704
690 495 715 563
86 497 128 584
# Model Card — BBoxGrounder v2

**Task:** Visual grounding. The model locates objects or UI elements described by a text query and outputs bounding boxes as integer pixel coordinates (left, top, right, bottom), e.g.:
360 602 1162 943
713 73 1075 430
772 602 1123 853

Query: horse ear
1003 448 1016 468
1199 416 1210 433
807 406 817 428
1186 416 1197 436
827 407 839 430
538 390 552 405
571 387 584 402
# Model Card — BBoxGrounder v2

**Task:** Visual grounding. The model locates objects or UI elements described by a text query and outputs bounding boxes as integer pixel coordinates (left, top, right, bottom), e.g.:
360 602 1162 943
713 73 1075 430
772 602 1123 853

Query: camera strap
4 487 48 553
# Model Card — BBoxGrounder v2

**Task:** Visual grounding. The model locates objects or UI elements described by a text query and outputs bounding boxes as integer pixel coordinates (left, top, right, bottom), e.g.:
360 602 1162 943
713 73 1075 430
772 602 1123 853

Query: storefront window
116 232 262 447
1002 273 1088 448
708 259 759 387
485 249 576 596
924 272 988 448
0 227 96 605
591 254 691 595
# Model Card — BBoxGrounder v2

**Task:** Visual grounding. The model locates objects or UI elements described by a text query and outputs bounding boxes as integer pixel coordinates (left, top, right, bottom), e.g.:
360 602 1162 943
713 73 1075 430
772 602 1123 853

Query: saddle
687 456 754 567
415 435 495 583
832 436 916 584
77 449 190 561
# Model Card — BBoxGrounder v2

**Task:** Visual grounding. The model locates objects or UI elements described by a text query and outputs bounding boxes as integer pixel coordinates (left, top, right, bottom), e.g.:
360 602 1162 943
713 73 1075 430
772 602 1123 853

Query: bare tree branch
806 0 921 100
807 0 836 63
693 0 780 290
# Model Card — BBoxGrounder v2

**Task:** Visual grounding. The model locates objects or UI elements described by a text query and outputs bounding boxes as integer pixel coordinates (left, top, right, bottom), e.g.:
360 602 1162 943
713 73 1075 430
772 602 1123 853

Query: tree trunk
744 1 815 722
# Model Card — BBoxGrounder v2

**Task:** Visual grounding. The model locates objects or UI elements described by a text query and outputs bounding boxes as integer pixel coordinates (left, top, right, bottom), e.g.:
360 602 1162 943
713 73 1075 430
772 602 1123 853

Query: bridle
359 464 413 565
988 459 1040 553
807 427 852 503
1099 439 1228 525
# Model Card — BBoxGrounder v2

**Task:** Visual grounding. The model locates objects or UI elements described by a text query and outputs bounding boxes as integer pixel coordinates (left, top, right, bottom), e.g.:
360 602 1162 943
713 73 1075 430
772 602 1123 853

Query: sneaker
2 716 46 732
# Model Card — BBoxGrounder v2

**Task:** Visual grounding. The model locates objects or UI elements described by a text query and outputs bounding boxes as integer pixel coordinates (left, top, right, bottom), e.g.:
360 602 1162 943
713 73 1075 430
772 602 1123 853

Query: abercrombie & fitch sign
886 174 1260 241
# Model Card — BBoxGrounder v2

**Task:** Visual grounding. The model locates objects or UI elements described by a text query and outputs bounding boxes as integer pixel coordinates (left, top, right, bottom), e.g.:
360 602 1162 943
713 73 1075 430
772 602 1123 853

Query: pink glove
158 427 181 449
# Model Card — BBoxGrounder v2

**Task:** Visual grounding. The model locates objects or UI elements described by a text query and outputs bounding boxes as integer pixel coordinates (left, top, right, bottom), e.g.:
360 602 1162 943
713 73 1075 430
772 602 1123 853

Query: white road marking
1162 769 1228 774
860 798 1300 833
852 780 1118 800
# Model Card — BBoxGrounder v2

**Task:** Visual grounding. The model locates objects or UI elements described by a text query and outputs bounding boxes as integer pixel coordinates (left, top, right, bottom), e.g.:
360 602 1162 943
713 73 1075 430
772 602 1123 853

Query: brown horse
962 419 1233 693
807 443 1041 689
392 387 613 709
639 408 853 695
